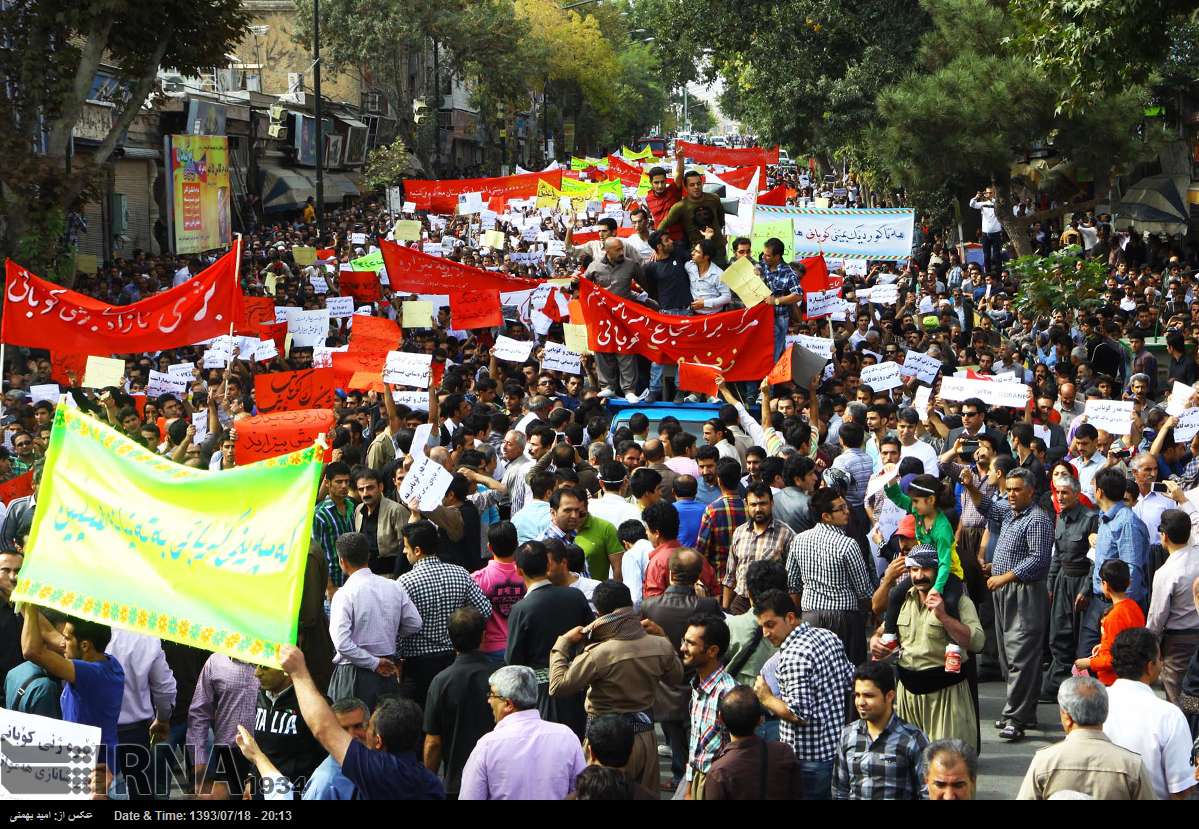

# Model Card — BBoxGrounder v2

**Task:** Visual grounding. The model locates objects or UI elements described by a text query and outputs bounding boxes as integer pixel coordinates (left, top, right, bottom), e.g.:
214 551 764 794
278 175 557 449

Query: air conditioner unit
268 123 285 139
288 73 303 96
269 103 284 121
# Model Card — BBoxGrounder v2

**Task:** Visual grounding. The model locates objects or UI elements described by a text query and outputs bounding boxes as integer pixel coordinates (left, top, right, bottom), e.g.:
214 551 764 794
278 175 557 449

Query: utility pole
313 0 324 238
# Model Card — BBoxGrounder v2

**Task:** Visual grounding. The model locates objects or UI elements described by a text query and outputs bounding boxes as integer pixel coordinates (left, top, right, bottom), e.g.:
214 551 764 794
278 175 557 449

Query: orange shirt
1091 598 1145 686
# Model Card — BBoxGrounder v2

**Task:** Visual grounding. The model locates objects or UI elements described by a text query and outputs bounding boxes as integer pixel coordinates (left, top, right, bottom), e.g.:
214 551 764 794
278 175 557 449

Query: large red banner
235 409 335 464
378 239 542 294
4 242 243 353
577 280 774 381
677 141 780 167
403 171 564 214
254 368 337 414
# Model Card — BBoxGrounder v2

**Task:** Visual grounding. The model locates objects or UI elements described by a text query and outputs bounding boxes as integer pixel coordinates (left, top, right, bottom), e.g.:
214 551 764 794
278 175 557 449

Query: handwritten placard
860 361 903 392
383 351 433 387
145 370 188 399
1174 407 1199 443
562 323 590 355
28 384 60 405
0 708 100 800
399 454 454 512
81 356 125 390
786 334 833 359
288 309 330 349
394 220 421 241
541 341 582 374
254 338 278 363
1166 380 1195 416
913 385 931 421
492 335 536 363
805 288 842 319
167 362 194 379
870 284 900 305
1083 399 1135 436
720 257 770 308
192 411 209 445
391 391 431 411
940 376 1031 409
326 296 355 318
899 351 942 384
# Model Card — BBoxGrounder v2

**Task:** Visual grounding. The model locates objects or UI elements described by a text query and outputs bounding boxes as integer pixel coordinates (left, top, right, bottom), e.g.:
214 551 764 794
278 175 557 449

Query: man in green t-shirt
657 170 727 261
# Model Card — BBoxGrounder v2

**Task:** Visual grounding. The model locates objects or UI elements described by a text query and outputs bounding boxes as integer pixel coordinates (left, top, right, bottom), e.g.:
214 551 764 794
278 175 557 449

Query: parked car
606 401 760 440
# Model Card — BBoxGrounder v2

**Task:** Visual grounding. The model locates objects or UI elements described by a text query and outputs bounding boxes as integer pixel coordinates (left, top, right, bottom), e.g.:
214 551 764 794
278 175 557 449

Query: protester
703 686 803 800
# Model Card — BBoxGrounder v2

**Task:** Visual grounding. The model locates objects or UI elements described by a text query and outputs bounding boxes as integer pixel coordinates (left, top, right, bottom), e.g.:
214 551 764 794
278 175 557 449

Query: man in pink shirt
664 431 701 479
471 522 525 662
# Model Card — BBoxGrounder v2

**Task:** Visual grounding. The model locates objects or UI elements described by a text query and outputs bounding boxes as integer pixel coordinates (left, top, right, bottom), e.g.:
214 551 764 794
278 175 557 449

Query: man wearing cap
869 545 985 752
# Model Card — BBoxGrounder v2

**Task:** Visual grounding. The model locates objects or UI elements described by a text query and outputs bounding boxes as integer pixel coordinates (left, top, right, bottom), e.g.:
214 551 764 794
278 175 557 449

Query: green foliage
1006 245 1109 318
1006 0 1199 115
363 138 411 192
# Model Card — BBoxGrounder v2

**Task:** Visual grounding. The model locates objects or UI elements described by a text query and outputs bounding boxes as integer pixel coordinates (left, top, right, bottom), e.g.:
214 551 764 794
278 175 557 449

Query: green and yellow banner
13 407 323 667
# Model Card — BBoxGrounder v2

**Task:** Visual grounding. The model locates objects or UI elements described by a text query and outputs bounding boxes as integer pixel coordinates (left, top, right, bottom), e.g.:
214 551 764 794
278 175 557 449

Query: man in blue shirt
672 476 708 548
21 606 125 785
759 238 803 361
303 698 370 800
695 448 723 506
1079 468 1149 659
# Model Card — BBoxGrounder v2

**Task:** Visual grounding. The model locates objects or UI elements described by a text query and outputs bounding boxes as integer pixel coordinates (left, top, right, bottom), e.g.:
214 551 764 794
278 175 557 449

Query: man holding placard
760 239 803 361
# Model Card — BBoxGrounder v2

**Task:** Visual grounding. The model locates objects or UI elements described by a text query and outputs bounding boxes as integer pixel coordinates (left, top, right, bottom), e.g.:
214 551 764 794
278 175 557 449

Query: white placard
1033 425 1051 444
786 334 833 360
939 376 1031 409
351 232 367 245
145 370 188 399
856 288 873 304
202 350 229 369
410 422 435 456
392 391 431 411
326 296 355 318
288 309 330 348
860 361 903 392
309 275 329 294
866 465 899 500
167 362 194 379
870 284 899 305
0 708 100 800
275 305 301 325
383 351 433 387
912 385 931 421
192 411 210 445
805 289 842 319
541 341 582 374
81 355 125 389
1083 399 1135 436
402 201 417 213
899 351 942 384
1166 380 1195 416
842 259 868 277
422 242 444 257
398 454 454 512
254 338 278 363
29 384 60 405
1175 408 1199 443
492 335 536 363
546 240 566 257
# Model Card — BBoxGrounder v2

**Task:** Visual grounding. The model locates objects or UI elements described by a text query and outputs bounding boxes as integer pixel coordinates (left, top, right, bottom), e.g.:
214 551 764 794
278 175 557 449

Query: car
776 150 797 171
606 400 761 441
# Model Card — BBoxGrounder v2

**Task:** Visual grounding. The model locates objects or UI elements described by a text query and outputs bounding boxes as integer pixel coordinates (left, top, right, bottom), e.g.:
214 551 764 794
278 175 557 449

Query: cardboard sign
562 323 591 355
492 336 536 364
940 376 1031 409
399 455 454 512
81 356 125 390
145 370 188 399
1083 399 1135 436
326 296 355 318
860 361 903 392
541 341 582 374
383 351 433 387
254 368 337 414
482 230 507 250
805 288 842 319
402 301 434 329
678 362 720 397
898 351 942 384
235 409 335 463
292 246 317 266
450 290 502 330
29 384 61 405
287 309 330 349
720 257 770 308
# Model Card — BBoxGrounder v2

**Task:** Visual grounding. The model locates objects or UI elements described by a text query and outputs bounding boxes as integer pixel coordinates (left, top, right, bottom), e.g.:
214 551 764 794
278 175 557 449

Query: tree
0 0 250 281
870 0 1160 256
1006 245 1108 319
1006 0 1199 115
363 138 411 192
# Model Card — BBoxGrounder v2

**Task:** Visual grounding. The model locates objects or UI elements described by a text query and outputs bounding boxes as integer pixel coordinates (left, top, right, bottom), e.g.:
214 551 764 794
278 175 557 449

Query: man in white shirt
969 187 1005 274
327 532 423 710
106 629 176 799
896 408 939 477
588 463 642 532
617 522 654 610
1102 627 1196 800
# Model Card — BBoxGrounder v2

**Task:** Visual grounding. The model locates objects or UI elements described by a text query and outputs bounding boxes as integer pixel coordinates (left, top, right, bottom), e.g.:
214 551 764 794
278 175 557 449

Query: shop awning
260 163 361 213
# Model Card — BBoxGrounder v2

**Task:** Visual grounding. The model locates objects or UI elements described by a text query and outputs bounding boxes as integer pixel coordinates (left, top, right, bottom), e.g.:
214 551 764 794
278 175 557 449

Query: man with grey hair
960 466 1054 742
584 236 644 403
498 430 529 516
1017 676 1156 800
923 739 977 800
458 665 586 800
1041 475 1098 701
303 698 371 800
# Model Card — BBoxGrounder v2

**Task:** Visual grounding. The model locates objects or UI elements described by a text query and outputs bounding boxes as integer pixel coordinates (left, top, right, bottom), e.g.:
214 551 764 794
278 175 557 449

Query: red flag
450 290 502 330
349 315 401 352
4 242 243 353
237 295 276 334
757 184 788 206
131 393 147 419
339 272 382 305
316 248 337 260
569 227 637 244
799 255 830 293
378 239 540 294
605 155 642 188
403 170 563 214
577 279 773 382
235 409 335 464
677 363 720 397
50 351 89 386
259 322 288 356
0 469 33 504
254 368 337 414
540 288 567 323
715 166 761 190
677 141 779 167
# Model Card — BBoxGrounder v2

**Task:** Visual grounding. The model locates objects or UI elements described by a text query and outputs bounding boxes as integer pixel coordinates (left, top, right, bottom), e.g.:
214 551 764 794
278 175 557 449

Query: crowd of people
2 148 1199 802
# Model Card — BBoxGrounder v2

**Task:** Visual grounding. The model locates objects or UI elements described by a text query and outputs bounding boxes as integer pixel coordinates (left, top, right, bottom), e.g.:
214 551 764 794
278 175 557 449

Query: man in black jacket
641 231 694 403
252 664 326 796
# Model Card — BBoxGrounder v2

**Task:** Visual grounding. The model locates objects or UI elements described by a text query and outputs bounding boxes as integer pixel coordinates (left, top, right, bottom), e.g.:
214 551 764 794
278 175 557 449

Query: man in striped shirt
313 462 356 596
695 458 746 583
722 483 794 615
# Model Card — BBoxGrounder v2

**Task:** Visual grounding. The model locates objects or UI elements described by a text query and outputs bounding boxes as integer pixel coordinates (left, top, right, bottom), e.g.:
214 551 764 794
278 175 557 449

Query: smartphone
1152 482 1169 493
1113 449 1131 460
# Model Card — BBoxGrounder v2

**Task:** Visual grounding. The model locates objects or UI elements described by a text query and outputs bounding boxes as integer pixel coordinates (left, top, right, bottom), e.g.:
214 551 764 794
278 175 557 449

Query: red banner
235 409 335 464
259 322 288 356
340 271 382 305
0 469 33 504
237 295 276 334
757 184 789 206
349 315 401 352
403 171 563 214
50 351 89 386
678 363 720 397
378 239 542 294
450 290 502 330
347 371 384 393
677 141 779 167
605 155 643 188
578 280 774 381
254 368 337 414
4 242 243 353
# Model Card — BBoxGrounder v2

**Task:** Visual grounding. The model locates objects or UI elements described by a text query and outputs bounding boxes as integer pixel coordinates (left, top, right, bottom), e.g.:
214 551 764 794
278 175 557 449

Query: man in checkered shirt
752 589 854 801
396 519 492 706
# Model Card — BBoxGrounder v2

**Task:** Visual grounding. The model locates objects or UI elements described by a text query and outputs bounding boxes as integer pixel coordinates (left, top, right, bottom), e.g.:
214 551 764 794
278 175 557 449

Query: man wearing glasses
929 397 1006 457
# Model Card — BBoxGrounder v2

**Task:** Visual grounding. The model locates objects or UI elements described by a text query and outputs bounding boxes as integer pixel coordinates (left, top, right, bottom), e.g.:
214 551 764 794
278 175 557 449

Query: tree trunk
991 174 1100 259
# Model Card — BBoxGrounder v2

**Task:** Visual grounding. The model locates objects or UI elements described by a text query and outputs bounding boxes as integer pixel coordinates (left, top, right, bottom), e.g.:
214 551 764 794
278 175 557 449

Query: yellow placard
82 356 125 389
721 257 772 309
264 274 278 296
393 220 422 241
292 246 316 267
75 253 99 274
402 300 434 329
482 230 507 250
563 323 591 355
